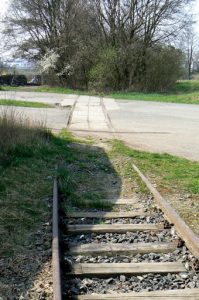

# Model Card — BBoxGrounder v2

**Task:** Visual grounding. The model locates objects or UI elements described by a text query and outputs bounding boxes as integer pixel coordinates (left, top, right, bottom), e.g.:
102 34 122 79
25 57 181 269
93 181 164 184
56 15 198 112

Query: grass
0 112 116 257
111 80 199 104
58 145 118 212
0 99 53 108
2 85 89 95
110 139 199 234
3 80 199 104
111 140 199 194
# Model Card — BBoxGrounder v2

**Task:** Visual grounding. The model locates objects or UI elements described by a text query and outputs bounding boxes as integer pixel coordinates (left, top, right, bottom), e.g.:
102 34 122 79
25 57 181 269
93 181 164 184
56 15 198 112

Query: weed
0 99 53 108
110 139 199 194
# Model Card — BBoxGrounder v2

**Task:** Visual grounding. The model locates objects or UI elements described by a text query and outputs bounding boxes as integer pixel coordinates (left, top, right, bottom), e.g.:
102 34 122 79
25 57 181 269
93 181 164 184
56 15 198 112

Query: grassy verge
0 113 114 258
1 85 88 95
3 80 199 105
110 140 199 234
0 99 53 108
111 81 199 104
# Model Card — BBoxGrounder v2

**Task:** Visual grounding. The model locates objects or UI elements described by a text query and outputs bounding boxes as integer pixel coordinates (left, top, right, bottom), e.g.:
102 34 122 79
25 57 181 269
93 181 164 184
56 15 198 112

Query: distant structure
0 58 42 84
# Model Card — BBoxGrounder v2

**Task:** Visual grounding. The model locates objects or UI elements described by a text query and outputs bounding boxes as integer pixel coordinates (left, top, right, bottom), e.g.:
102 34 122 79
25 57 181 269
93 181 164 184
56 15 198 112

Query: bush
89 48 119 92
88 44 184 93
142 46 184 92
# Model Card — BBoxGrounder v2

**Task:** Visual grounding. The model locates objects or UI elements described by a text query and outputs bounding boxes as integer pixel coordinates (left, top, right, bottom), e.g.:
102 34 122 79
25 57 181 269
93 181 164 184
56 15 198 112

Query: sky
0 0 10 17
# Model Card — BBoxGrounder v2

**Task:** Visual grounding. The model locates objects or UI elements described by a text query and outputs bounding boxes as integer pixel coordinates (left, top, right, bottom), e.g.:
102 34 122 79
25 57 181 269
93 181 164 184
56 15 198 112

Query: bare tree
3 0 193 90
183 25 197 79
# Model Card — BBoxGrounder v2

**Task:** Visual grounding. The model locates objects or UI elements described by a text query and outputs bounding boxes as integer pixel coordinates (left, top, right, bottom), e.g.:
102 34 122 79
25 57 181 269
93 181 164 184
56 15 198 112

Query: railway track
53 165 199 300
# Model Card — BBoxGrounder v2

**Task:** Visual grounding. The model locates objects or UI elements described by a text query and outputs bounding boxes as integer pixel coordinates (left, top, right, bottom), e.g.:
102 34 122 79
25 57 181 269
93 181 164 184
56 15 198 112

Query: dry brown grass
0 107 48 161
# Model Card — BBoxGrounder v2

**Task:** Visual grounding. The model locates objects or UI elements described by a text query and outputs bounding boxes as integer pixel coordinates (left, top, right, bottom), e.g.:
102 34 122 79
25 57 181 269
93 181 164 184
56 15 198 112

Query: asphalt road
107 100 199 161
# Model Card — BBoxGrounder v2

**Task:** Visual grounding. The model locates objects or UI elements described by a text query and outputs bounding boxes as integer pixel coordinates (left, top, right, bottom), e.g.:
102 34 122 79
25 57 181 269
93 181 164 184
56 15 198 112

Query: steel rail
133 164 199 260
52 177 62 300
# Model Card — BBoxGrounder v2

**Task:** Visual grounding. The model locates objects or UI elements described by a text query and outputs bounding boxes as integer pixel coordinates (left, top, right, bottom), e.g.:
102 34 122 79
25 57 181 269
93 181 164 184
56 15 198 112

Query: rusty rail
52 177 62 300
133 164 199 260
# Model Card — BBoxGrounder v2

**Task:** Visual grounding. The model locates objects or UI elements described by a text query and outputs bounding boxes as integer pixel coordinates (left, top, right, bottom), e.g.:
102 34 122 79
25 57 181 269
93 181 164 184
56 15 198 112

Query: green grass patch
110 139 199 194
0 99 53 108
57 149 118 212
110 139 199 234
111 80 199 104
2 85 90 95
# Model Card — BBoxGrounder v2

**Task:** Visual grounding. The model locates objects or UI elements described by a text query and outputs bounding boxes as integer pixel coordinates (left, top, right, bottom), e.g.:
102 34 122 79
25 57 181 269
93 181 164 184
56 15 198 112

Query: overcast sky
0 0 9 16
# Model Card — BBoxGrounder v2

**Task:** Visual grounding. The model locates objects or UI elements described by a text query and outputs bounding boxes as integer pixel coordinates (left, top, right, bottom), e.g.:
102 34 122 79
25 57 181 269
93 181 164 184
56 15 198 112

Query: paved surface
70 96 109 131
104 99 199 161
70 96 199 161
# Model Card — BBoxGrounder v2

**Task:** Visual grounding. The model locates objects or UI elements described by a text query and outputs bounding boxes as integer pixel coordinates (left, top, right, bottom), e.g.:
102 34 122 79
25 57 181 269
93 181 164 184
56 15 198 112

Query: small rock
106 278 114 284
180 273 189 279
120 275 126 282
137 276 144 281
82 279 93 286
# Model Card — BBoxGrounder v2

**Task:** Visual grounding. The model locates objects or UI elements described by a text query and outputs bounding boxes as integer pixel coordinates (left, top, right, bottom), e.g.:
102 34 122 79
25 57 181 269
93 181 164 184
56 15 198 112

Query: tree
3 0 193 91
180 23 197 79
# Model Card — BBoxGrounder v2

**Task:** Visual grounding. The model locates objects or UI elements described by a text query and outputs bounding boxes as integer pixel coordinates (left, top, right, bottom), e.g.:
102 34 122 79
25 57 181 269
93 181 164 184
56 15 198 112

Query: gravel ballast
63 272 199 297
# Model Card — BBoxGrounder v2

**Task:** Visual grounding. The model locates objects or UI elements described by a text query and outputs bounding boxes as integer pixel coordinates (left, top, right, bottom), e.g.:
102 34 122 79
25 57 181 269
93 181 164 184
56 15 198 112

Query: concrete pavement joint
101 98 117 139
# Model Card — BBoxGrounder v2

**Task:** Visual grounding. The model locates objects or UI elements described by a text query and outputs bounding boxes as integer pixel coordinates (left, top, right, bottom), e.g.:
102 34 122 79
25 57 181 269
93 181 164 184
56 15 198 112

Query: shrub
138 45 184 92
89 48 119 92
88 44 184 93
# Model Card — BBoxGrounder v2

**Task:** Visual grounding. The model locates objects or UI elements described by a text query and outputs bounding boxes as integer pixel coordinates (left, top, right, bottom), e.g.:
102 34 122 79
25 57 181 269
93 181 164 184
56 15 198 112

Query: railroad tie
68 262 186 276
66 223 164 233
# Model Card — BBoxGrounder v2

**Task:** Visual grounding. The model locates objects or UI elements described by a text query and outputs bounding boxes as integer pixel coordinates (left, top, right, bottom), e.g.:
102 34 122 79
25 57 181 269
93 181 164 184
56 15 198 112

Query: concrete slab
69 95 109 132
60 98 76 107
103 98 120 110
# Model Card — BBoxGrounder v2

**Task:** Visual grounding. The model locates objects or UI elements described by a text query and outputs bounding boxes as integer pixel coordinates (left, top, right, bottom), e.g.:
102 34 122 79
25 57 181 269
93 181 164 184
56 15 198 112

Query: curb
133 164 199 260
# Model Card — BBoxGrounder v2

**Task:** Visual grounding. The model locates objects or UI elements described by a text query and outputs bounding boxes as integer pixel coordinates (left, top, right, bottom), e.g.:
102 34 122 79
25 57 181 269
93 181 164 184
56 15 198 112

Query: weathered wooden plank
67 223 164 233
67 222 164 233
76 289 199 300
68 242 177 256
67 211 148 219
73 198 144 207
101 198 143 206
69 262 186 275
